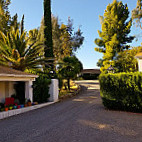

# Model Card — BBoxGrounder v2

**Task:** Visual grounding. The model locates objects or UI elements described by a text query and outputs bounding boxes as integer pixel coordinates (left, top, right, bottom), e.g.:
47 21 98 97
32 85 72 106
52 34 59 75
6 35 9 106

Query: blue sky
9 0 141 69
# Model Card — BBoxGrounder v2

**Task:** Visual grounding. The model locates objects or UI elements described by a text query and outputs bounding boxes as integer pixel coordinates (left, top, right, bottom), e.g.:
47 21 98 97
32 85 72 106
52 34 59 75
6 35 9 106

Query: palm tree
0 27 50 71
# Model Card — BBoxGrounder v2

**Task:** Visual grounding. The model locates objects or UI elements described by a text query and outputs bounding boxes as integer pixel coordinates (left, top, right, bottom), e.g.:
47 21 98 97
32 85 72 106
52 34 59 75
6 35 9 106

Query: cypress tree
44 0 54 59
95 0 134 73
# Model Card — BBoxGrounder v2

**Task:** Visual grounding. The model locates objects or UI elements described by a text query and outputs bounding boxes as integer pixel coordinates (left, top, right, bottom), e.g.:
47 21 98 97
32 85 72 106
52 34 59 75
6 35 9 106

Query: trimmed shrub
33 75 51 103
99 72 142 112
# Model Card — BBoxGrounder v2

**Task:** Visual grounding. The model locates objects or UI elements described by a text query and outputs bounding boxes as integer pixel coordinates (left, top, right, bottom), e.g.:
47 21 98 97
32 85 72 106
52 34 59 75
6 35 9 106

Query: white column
49 79 59 102
138 59 142 72
25 81 33 102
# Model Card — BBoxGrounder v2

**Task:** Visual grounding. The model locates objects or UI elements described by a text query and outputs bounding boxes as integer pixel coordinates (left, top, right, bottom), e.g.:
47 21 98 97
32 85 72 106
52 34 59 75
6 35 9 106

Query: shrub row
99 72 142 112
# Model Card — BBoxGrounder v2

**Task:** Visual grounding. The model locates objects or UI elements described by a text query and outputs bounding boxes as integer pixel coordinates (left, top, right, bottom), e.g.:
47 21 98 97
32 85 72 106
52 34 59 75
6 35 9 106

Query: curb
0 102 56 120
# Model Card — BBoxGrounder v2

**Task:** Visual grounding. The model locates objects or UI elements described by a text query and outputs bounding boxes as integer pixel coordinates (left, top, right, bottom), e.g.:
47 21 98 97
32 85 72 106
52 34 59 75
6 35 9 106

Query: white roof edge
0 74 38 78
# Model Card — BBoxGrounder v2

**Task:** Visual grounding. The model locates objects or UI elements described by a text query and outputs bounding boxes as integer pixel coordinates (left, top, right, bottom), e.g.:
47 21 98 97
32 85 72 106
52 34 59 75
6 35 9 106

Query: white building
0 66 38 103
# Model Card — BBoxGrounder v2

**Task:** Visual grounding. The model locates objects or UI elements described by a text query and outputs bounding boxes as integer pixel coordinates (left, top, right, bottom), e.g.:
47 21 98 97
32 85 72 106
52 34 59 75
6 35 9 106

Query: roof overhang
135 52 142 59
0 74 38 81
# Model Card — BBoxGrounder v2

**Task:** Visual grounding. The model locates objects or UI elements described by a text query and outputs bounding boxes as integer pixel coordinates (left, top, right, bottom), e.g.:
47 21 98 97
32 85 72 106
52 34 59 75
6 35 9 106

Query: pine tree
95 0 134 73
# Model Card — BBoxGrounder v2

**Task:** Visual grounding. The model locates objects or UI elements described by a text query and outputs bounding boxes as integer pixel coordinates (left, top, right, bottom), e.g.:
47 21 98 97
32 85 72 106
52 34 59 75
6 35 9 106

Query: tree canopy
0 17 48 71
95 0 134 73
29 16 84 63
132 0 142 29
58 56 83 90
0 0 11 34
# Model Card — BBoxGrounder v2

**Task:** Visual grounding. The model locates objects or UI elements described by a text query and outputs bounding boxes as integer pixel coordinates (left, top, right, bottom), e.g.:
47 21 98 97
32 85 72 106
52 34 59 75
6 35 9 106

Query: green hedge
33 75 51 103
99 72 142 112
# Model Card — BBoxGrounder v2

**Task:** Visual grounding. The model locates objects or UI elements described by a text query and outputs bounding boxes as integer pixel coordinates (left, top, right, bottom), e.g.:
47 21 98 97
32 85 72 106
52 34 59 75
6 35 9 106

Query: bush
33 75 51 103
99 72 142 112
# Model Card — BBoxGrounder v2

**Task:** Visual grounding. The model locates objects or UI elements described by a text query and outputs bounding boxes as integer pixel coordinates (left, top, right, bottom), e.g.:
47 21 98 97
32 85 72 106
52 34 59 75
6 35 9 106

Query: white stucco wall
49 79 59 102
0 82 5 103
0 81 16 103
138 59 142 72
25 81 33 102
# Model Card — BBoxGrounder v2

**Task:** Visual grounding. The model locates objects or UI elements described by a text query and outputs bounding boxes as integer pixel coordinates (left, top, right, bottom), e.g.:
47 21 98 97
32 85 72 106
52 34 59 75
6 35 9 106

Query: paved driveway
0 80 142 142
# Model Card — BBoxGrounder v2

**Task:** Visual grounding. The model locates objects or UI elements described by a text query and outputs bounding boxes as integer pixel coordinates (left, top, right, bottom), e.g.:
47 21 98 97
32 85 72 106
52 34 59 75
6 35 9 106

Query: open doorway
14 82 25 104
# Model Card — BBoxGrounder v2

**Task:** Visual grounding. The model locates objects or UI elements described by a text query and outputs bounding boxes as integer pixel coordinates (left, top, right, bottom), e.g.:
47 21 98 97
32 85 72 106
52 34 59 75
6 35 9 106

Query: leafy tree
0 17 48 71
96 58 104 67
66 17 84 53
58 56 83 90
132 0 142 29
95 0 134 73
29 16 84 64
115 46 142 72
0 0 11 34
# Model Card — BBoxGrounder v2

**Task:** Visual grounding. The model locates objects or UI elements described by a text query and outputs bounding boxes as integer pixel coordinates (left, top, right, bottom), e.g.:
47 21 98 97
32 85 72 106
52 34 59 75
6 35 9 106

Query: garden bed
0 102 54 120
59 81 81 101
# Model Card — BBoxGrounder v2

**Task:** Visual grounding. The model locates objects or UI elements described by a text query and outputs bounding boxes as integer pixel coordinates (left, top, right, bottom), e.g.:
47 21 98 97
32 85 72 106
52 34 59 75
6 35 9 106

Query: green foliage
52 17 84 60
66 17 84 53
132 0 142 29
58 56 83 90
30 16 84 63
96 58 104 67
10 13 19 31
0 0 11 34
95 0 134 73
44 0 54 59
33 75 51 103
99 73 142 112
0 16 49 71
115 46 142 72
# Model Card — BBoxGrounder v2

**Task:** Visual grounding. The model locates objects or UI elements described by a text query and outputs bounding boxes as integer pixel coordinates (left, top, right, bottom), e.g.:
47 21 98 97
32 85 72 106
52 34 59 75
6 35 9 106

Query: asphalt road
0 80 142 142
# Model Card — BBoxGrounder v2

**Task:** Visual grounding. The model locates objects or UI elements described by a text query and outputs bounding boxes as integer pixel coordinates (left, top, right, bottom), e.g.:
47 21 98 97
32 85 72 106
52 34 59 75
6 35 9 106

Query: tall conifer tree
95 0 134 73
44 0 54 60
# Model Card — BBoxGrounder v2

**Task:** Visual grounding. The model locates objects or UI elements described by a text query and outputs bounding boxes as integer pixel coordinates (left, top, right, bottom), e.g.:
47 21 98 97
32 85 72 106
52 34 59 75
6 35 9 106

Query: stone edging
0 102 55 120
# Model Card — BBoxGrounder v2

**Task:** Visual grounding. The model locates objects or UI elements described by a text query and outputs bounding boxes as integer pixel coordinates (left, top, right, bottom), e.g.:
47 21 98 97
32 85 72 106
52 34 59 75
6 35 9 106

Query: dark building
81 69 101 80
